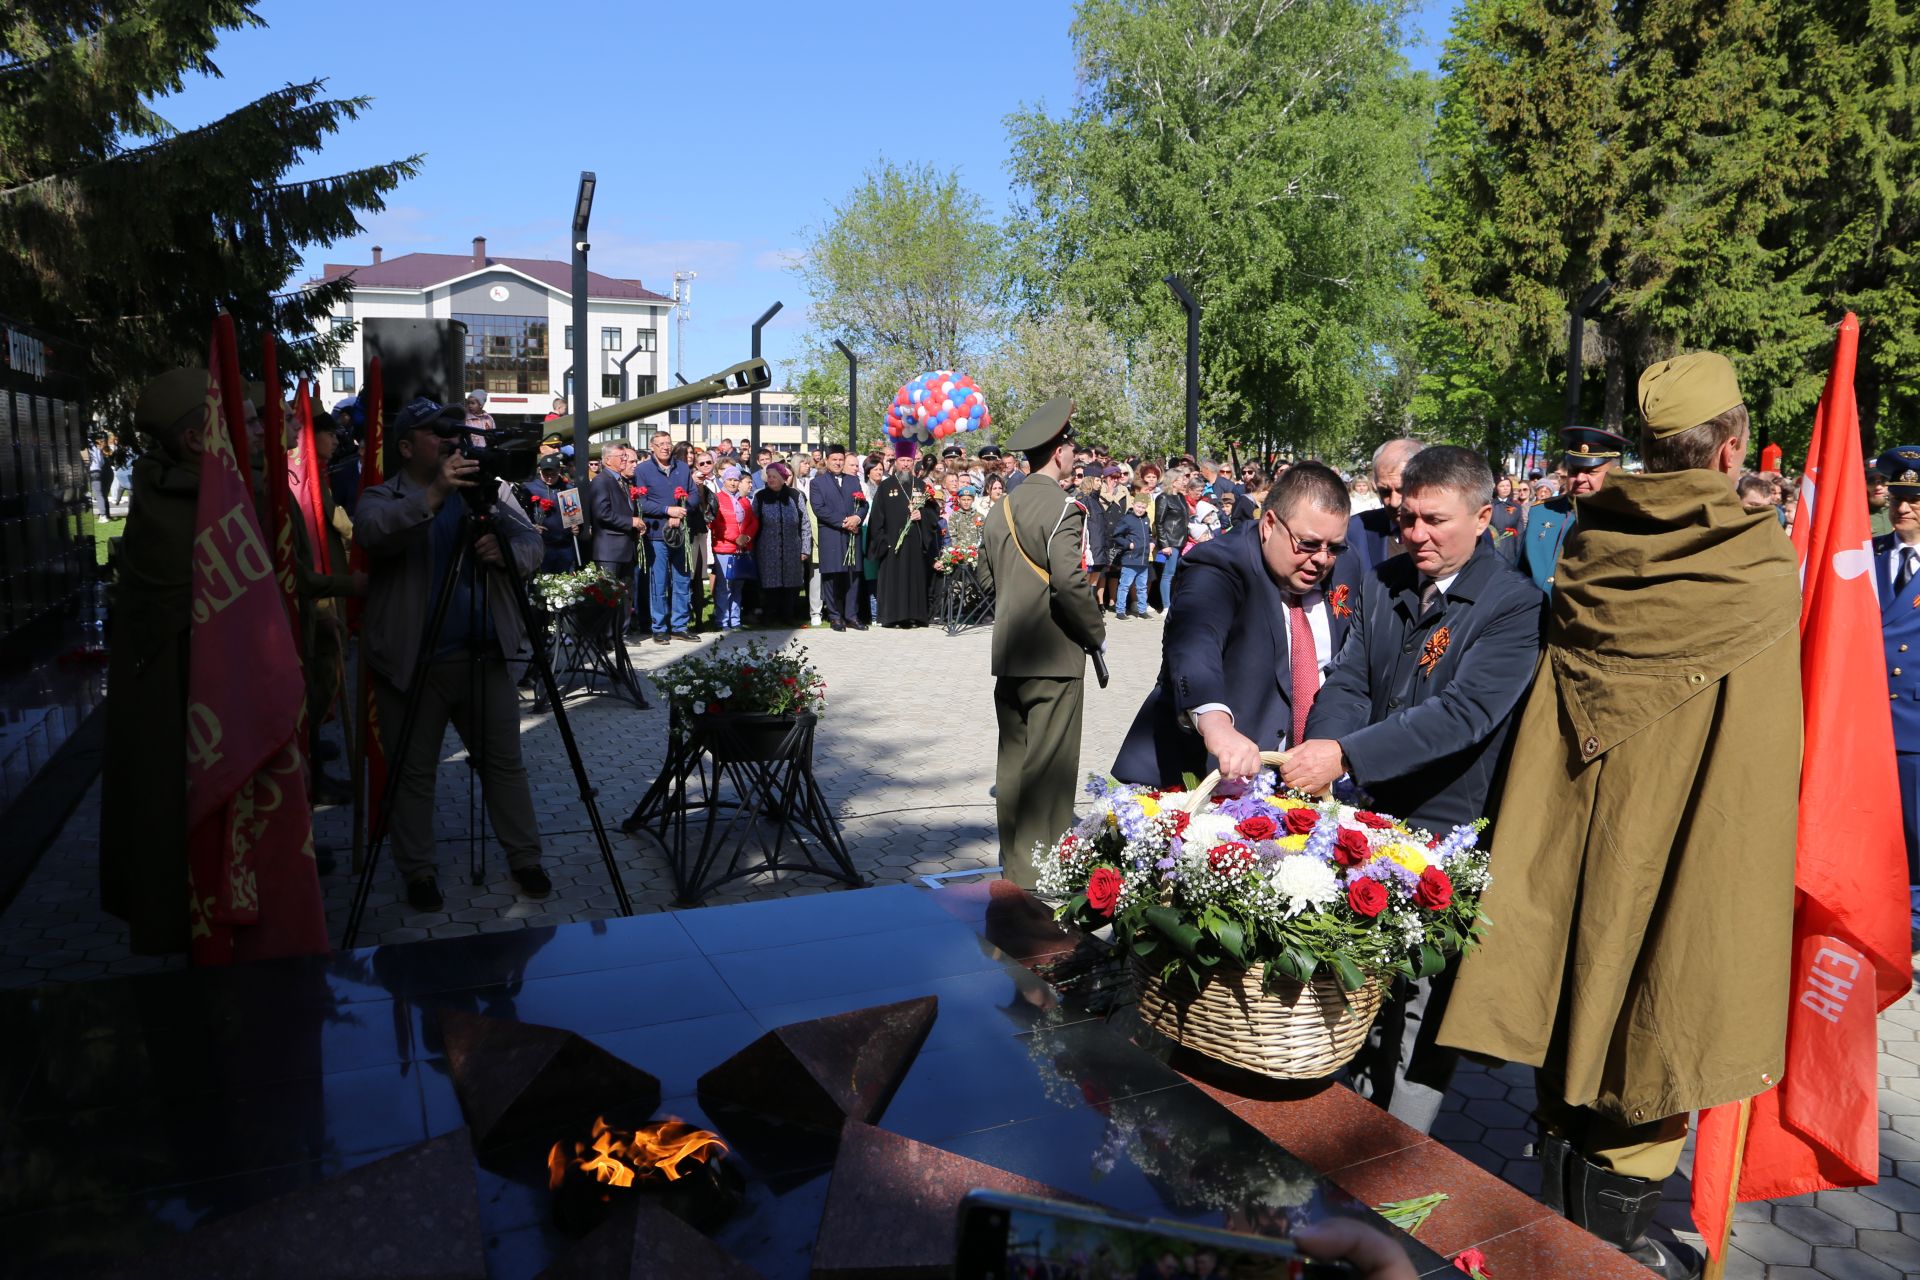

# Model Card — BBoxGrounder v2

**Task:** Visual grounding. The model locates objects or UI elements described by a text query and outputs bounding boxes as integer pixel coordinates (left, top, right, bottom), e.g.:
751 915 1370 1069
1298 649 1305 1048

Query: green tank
544 357 770 457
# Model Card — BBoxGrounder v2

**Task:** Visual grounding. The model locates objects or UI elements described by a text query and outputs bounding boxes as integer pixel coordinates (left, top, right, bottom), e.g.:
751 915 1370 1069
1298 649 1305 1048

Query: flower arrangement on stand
654 639 827 718
933 545 980 574
1036 758 1490 1078
532 564 624 614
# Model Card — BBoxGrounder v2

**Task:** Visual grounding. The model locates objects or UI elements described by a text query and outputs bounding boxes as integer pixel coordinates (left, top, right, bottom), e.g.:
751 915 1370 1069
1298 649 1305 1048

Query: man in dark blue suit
1284 445 1545 1133
1346 438 1424 571
1113 463 1360 787
633 429 696 641
810 443 867 631
1872 445 1920 885
588 443 641 638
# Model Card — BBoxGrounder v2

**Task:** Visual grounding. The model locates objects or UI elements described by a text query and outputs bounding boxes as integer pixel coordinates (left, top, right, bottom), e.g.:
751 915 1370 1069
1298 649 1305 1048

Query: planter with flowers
1037 752 1490 1080
654 639 826 763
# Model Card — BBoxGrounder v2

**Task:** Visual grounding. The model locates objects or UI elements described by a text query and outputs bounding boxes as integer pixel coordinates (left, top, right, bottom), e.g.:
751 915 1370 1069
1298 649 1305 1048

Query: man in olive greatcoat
976 395 1108 890
1439 352 1800 1279
102 368 210 954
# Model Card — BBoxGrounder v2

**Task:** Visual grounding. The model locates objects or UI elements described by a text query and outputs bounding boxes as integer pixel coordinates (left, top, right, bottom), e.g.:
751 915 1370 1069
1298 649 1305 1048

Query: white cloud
754 247 806 272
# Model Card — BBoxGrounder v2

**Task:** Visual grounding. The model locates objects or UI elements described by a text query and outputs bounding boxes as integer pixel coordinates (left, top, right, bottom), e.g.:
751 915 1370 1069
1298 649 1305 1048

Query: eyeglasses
1273 515 1346 559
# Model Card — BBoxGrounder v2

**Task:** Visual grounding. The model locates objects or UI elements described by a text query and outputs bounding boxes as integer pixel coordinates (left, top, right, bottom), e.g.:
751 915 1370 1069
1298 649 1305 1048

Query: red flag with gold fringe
353 358 389 842
258 337 300 630
1691 313 1911 1259
183 316 329 964
290 378 333 576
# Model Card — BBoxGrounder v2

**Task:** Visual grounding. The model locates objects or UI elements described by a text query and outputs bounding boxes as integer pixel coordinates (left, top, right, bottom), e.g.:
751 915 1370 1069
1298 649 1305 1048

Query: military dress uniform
1517 426 1631 594
1872 445 1920 883
976 396 1108 890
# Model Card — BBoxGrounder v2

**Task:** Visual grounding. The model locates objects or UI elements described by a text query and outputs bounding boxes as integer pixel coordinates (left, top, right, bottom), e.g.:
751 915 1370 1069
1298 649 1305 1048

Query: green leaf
1143 905 1207 957
1416 944 1445 978
1214 919 1247 963
1329 954 1366 993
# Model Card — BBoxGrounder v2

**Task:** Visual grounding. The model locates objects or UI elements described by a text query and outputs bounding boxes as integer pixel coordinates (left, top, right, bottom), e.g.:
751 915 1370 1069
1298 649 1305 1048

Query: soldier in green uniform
975 395 1108 890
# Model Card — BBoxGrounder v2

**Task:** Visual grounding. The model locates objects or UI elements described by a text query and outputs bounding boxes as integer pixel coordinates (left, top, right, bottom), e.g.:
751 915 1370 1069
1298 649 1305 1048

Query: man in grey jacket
358 399 550 914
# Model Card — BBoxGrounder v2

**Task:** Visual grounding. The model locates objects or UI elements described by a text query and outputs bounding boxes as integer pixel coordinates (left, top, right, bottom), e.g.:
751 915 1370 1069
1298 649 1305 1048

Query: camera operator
357 399 552 913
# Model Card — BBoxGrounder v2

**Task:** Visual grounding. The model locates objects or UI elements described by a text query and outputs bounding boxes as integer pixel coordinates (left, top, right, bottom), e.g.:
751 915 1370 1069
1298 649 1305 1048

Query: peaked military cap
1002 394 1075 454
941 444 966 459
1874 446 1920 494
976 443 1003 459
1561 425 1630 471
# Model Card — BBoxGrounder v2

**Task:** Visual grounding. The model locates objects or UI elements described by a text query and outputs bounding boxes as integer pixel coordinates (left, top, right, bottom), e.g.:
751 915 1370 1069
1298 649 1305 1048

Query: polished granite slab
0 884 1456 1278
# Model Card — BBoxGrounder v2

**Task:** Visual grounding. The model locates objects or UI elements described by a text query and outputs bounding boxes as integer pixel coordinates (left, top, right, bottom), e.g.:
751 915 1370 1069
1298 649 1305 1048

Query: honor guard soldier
1873 445 1920 884
976 395 1108 890
1517 426 1631 594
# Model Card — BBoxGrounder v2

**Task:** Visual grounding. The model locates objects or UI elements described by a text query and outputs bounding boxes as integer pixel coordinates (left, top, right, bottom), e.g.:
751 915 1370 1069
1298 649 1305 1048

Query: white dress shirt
1187 589 1335 748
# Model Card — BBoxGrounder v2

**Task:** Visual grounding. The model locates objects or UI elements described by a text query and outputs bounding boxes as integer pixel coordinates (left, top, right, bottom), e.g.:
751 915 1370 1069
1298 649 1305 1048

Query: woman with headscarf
710 465 758 629
751 462 812 625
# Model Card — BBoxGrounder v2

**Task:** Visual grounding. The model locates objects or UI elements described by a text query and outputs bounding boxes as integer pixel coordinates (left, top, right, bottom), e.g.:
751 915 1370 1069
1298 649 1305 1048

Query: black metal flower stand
620 709 862 905
938 563 995 636
548 598 648 707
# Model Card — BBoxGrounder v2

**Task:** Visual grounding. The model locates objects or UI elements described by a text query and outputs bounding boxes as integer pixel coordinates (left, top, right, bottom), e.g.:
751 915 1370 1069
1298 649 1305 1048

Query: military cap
1002 394 1075 454
941 444 966 459
976 443 1003 460
134 368 209 447
1873 446 1920 495
1638 351 1743 438
1561 425 1630 470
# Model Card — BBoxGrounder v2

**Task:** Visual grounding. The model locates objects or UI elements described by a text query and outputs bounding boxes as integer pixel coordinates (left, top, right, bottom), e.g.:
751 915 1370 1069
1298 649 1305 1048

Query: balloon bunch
885 370 992 444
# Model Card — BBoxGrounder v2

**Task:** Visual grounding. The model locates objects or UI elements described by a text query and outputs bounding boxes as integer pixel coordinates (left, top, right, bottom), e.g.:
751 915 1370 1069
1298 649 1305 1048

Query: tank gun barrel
545 358 771 451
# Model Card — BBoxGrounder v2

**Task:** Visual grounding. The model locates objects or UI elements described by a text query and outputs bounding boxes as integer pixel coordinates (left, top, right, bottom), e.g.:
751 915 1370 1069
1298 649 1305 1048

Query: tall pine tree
0 3 419 402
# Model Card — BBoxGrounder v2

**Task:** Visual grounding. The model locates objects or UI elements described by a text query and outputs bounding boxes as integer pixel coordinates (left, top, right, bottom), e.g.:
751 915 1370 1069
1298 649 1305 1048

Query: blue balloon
969 401 984 417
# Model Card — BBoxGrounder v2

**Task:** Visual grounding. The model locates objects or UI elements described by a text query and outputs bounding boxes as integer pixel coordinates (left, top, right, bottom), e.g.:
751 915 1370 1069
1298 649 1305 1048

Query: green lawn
87 515 123 565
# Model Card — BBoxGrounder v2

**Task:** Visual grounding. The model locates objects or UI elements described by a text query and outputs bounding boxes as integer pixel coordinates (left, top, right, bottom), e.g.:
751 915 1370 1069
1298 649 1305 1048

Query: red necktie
1289 594 1319 746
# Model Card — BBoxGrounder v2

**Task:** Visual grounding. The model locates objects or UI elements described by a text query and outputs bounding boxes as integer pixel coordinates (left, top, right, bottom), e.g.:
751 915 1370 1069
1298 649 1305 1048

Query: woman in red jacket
710 465 759 629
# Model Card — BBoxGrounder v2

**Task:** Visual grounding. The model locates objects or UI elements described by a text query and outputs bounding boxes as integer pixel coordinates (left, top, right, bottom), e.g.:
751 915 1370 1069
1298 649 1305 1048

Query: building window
601 327 621 351
331 368 355 393
564 326 573 350
634 328 657 352
601 374 622 398
329 315 351 334
453 313 551 395
634 375 657 398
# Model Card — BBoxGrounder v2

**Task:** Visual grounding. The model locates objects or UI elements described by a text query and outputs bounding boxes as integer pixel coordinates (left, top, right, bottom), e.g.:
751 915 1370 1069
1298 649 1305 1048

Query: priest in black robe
868 442 934 627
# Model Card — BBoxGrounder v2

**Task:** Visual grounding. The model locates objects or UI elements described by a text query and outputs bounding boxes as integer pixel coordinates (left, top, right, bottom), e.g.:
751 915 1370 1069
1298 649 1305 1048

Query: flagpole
1703 1096 1753 1278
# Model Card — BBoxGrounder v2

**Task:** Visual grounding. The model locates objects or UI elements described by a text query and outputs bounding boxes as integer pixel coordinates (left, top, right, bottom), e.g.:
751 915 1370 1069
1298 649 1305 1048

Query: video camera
432 418 540 487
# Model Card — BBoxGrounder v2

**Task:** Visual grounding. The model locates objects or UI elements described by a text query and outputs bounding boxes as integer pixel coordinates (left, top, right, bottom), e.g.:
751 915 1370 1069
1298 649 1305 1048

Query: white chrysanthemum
1268 854 1339 917
1181 812 1238 850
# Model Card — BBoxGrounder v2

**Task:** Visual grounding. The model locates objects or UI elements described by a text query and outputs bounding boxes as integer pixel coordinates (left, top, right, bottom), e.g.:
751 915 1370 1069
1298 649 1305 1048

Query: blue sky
159 0 1455 382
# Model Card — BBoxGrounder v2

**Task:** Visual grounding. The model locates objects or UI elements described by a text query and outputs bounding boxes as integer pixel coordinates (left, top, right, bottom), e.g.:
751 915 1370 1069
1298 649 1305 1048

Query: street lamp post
1564 278 1613 429
750 301 782 455
832 338 858 456
571 172 595 453
1165 275 1200 459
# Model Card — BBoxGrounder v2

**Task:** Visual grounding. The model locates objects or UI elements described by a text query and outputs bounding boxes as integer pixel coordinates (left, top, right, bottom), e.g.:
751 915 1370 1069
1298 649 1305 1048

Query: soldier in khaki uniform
976 395 1107 890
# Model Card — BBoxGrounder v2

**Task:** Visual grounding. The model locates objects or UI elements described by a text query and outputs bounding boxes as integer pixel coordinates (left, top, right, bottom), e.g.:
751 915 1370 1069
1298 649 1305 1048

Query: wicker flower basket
1128 749 1385 1080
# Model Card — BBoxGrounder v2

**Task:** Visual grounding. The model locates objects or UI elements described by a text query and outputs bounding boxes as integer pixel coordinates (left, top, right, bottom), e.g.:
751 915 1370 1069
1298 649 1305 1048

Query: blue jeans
1116 565 1148 616
1155 548 1181 611
648 538 691 634
713 556 746 628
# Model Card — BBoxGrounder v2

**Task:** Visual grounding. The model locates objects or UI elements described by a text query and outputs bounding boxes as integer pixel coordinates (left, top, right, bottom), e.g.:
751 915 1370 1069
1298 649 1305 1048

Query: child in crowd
1111 493 1153 618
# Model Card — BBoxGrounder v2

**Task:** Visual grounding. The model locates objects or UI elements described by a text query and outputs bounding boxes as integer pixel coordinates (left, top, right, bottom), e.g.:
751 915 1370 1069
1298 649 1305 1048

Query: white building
310 237 673 441
666 389 828 454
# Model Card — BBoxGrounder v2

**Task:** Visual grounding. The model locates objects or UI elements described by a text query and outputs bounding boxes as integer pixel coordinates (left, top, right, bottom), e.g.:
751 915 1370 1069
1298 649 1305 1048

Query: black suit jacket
588 469 637 565
1112 523 1360 786
1303 541 1544 832
1346 505 1397 572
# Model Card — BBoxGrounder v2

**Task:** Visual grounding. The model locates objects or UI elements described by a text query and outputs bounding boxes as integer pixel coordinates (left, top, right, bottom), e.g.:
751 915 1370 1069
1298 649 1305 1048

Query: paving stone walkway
3 612 1915 1277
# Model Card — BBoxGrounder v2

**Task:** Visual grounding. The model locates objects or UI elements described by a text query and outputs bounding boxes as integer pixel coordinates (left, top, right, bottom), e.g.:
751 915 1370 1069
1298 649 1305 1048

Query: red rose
1354 810 1394 830
1452 1247 1489 1277
1283 807 1319 836
1415 866 1454 912
675 486 690 500
1332 826 1371 868
854 491 867 504
1235 814 1278 841
1086 866 1124 917
1207 842 1254 875
1169 811 1191 837
1347 878 1388 918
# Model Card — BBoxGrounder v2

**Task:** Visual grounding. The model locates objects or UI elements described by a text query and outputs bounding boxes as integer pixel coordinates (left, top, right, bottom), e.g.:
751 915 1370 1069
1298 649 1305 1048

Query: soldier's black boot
1569 1157 1701 1279
1536 1131 1571 1216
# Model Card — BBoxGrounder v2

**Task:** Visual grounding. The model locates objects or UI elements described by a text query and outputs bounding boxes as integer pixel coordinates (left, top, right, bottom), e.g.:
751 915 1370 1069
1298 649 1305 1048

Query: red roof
317 252 670 302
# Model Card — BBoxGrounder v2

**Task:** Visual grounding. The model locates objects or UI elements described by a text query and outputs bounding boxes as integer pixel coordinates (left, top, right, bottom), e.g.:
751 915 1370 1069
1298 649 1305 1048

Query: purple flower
1304 817 1339 863
1431 823 1479 864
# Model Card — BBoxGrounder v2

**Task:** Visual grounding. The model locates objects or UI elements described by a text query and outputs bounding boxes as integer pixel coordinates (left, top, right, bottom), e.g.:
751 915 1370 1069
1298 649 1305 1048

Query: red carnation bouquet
1038 771 1490 995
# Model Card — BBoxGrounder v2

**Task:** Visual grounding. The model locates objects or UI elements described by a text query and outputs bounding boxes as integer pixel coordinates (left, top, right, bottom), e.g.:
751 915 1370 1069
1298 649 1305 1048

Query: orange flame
547 1116 727 1192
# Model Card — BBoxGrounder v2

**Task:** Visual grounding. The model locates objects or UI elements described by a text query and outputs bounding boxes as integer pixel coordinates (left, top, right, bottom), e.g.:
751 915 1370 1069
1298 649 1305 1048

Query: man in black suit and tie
809 443 867 631
1284 445 1545 1133
589 442 641 637
1346 437 1425 571
1113 463 1361 787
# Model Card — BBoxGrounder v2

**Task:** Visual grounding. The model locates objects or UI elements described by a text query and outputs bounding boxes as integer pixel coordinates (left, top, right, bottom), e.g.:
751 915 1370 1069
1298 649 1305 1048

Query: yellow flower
1273 797 1311 811
1276 834 1309 854
1382 843 1429 874
1138 795 1161 819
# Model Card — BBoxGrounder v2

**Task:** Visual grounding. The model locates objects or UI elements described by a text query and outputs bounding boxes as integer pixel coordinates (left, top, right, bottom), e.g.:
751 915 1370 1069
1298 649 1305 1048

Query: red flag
1692 313 1912 1257
258 337 301 629
184 316 329 964
290 379 333 575
353 358 389 842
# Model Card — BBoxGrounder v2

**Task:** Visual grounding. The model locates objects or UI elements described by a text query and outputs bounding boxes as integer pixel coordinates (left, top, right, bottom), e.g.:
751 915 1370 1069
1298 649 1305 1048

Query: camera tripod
341 484 632 948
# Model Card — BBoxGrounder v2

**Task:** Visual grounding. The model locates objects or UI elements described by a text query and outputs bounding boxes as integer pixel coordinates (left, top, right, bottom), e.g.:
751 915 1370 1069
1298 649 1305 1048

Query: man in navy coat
1873 445 1920 885
632 429 696 641
1284 445 1546 1133
588 443 641 637
1346 438 1424 571
1113 462 1361 787
810 443 867 631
